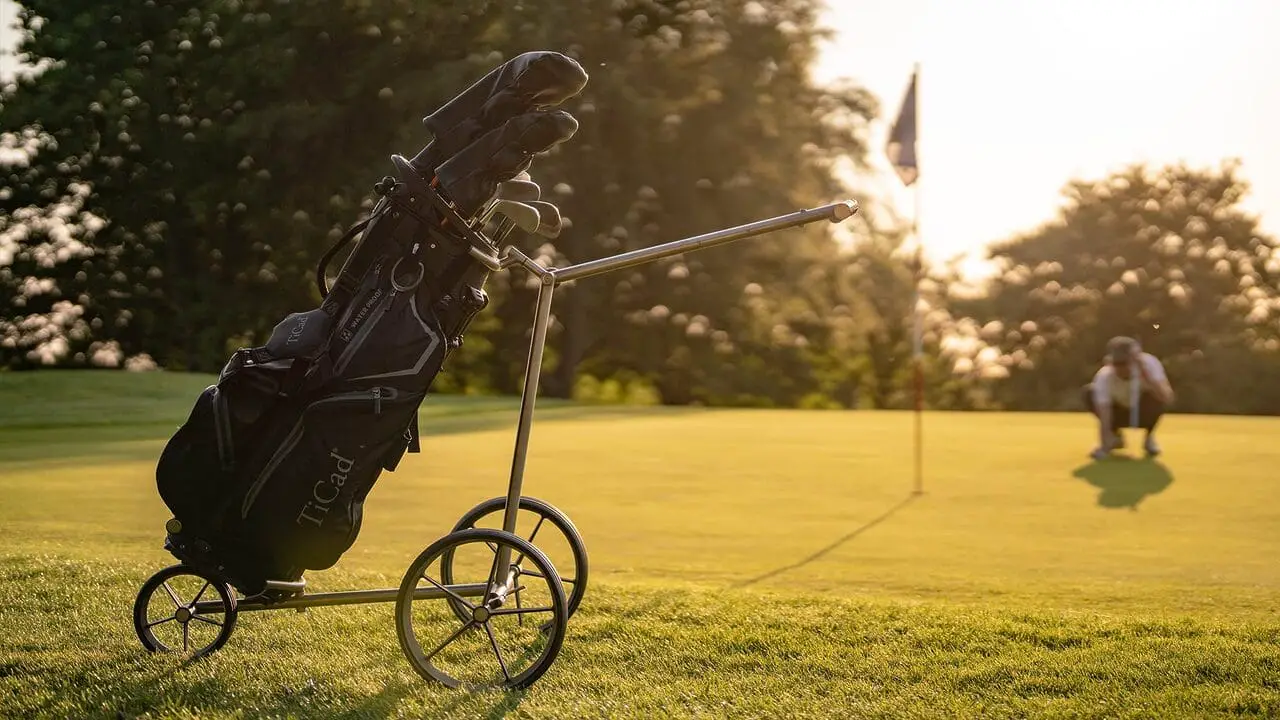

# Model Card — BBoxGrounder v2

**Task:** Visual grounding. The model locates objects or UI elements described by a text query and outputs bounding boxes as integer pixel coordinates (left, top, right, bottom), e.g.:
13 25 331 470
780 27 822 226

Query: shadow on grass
732 493 921 589
428 687 529 720
1071 457 1175 511
17 645 530 720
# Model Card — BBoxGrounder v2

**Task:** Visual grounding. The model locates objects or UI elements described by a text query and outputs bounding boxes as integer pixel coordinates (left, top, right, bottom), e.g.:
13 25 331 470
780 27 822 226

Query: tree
472 0 879 405
957 160 1280 414
3 0 912 413
1 0 505 371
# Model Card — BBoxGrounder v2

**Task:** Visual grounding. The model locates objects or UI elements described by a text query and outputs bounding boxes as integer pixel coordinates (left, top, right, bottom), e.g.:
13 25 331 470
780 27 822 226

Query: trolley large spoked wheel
395 528 567 690
133 565 238 659
446 496 588 623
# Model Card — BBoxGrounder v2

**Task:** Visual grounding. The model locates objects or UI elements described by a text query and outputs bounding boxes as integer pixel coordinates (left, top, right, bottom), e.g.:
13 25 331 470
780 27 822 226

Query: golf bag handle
314 214 375 299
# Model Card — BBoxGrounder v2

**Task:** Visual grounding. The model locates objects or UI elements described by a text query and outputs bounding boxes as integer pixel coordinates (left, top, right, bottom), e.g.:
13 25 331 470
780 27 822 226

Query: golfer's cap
1106 336 1139 362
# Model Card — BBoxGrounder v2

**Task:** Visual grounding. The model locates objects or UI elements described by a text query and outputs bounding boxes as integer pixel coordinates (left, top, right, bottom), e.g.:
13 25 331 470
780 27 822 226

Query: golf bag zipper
239 386 402 519
331 288 398 377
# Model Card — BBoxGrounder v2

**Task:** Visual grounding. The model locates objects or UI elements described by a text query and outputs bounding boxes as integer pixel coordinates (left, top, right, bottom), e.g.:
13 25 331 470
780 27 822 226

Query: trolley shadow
733 493 920 589
1071 457 1175 511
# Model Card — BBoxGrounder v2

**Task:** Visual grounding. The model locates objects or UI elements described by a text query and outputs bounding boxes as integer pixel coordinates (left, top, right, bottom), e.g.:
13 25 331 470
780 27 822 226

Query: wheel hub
472 606 491 623
175 606 192 623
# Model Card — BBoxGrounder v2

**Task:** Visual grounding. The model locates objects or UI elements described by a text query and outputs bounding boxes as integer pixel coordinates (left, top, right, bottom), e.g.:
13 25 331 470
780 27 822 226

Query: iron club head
488 199 542 237
525 200 563 238
492 179 542 203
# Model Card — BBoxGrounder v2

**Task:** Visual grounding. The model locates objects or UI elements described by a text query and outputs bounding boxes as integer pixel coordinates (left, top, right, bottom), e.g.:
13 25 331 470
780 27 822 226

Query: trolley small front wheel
396 528 568 690
133 565 238 659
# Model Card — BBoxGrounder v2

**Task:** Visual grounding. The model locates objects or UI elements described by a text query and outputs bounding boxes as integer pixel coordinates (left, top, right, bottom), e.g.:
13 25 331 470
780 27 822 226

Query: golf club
526 200 563 238
488 199 542 237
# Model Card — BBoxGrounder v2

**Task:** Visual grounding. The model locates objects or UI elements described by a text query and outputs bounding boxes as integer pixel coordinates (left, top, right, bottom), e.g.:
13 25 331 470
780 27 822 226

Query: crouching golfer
1083 336 1175 460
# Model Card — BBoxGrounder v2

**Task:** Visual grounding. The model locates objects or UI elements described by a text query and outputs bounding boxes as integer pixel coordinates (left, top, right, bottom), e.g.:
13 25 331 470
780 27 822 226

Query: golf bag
155 51 588 594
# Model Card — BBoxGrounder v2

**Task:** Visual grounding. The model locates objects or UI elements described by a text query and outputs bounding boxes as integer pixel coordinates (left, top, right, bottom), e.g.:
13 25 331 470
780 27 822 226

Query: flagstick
911 174 924 496
885 61 924 496
910 61 924 497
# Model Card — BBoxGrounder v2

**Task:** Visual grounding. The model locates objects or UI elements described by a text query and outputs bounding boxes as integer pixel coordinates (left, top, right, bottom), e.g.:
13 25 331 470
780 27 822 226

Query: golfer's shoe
1144 436 1161 458
1090 446 1110 461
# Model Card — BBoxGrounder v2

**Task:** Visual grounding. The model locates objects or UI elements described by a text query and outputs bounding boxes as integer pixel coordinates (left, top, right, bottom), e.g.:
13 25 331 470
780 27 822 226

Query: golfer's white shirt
1092 352 1168 407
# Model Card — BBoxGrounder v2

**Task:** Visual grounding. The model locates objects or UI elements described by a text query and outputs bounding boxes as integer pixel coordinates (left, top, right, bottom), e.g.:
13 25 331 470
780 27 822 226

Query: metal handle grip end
829 200 858 223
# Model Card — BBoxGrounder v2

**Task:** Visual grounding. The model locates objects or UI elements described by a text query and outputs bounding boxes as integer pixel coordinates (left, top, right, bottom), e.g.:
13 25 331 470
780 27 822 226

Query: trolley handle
471 200 859 282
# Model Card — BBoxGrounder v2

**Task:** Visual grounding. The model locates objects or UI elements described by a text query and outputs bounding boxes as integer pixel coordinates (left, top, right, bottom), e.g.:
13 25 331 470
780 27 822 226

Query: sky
812 0 1280 277
1 1 1276 279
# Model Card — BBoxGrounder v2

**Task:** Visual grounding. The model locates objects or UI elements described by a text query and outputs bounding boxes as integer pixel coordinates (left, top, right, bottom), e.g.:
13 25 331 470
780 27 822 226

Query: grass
1 370 1278 718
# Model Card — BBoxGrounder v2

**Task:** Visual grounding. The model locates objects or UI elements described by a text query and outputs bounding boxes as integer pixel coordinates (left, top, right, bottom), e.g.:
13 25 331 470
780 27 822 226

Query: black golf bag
155 52 588 595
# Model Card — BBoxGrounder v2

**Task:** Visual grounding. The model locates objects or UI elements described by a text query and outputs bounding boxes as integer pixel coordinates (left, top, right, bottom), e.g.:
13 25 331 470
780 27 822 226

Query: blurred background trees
955 161 1280 415
1 0 1275 415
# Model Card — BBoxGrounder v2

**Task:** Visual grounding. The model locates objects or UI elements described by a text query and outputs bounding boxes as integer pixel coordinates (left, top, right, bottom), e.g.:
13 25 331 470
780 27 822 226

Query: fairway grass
1 371 1278 718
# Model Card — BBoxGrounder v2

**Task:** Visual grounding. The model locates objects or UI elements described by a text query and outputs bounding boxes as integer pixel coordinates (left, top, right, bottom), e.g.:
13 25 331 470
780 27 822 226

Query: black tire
445 496 588 622
395 528 567 691
133 565 238 659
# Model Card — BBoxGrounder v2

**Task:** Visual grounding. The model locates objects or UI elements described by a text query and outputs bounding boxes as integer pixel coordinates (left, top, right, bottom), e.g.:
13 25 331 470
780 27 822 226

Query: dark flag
886 70 918 186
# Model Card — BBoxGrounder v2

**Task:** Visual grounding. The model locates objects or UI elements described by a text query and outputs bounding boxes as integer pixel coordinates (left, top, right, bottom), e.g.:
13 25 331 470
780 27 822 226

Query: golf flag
888 66 925 495
886 70 918 187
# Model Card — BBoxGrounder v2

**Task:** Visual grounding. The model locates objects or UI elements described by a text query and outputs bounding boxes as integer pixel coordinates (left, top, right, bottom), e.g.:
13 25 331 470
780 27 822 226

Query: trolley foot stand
133 197 858 691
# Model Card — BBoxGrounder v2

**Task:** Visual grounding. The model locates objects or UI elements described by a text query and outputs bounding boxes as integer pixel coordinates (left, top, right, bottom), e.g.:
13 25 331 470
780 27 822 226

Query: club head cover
526 200 563 238
262 308 334 361
413 51 588 173
436 109 579 216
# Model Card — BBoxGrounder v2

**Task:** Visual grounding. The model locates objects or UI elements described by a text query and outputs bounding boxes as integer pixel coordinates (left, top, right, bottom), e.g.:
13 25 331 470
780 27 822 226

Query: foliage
960 161 1280 414
2 3 1276 416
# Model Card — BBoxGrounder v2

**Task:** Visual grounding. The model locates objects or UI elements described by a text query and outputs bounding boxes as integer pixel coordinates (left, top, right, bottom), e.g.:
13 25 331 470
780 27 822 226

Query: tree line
2 0 1276 416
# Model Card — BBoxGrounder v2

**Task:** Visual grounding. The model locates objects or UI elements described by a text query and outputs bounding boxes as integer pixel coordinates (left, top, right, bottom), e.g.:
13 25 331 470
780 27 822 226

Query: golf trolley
132 184 858 690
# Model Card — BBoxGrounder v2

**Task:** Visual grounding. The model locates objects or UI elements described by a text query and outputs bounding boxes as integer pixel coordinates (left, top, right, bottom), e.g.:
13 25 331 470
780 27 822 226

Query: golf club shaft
1130 369 1140 428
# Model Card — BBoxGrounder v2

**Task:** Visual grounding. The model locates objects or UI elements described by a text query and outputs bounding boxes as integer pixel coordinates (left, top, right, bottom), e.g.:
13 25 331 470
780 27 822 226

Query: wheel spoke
526 515 547 545
190 581 212 606
489 605 554 617
423 621 473 662
191 614 224 628
514 586 524 626
146 616 176 629
484 621 511 682
521 569 575 586
513 515 548 567
182 622 190 652
420 573 476 611
161 581 183 609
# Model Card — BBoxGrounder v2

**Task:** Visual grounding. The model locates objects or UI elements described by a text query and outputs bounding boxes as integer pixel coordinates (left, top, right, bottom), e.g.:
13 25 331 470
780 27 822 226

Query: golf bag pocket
156 354 298 535
333 284 447 384
156 384 235 534
238 385 426 571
